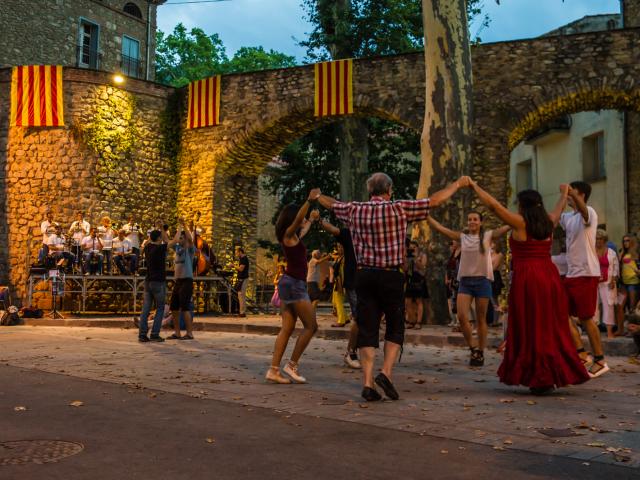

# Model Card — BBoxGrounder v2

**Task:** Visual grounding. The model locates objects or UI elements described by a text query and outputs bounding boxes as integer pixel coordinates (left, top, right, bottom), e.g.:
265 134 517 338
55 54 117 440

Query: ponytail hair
517 190 553 241
468 211 486 254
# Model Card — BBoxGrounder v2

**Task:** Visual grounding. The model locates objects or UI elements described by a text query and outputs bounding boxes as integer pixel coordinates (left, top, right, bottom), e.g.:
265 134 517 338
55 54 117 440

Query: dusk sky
157 0 622 61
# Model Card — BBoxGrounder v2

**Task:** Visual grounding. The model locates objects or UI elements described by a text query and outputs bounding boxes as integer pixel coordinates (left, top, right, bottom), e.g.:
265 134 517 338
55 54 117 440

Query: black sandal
179 334 194 340
167 333 181 340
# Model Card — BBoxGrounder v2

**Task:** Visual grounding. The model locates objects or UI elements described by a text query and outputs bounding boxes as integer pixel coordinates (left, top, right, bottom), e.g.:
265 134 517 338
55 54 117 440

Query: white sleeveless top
457 231 494 281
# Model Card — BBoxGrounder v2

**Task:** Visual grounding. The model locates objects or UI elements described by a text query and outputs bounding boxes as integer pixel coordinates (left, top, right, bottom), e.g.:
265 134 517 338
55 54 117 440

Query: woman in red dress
469 181 590 394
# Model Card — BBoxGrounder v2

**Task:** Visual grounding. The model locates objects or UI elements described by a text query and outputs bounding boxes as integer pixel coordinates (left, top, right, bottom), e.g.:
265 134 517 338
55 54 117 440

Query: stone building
0 0 166 80
509 13 628 243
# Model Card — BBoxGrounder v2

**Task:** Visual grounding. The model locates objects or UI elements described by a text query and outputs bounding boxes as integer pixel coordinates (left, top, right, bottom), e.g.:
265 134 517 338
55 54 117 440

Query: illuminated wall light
113 74 125 85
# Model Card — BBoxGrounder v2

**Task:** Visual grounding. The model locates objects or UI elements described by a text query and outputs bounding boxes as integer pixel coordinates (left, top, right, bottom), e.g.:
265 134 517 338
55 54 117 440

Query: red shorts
564 276 599 319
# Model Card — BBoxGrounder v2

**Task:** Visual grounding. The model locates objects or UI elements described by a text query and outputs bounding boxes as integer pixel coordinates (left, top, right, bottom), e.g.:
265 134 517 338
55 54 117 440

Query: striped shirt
333 196 431 268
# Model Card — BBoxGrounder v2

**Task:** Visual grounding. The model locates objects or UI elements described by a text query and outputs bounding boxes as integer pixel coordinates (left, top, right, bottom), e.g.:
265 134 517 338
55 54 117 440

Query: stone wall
0 67 175 301
0 0 159 80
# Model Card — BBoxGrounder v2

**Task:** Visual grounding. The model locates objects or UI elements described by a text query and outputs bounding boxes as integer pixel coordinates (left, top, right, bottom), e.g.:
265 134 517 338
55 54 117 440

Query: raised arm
426 216 461 240
491 225 512 239
549 184 569 226
317 194 337 210
429 176 470 207
168 222 182 248
319 218 340 237
284 191 317 239
182 220 193 247
470 180 526 231
568 186 590 223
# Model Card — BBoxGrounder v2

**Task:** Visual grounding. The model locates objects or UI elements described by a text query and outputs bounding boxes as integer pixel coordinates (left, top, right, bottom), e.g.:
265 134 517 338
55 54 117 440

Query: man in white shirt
113 229 135 275
39 211 58 264
47 224 74 272
560 181 608 378
123 215 141 273
69 211 90 271
81 228 103 275
98 216 115 274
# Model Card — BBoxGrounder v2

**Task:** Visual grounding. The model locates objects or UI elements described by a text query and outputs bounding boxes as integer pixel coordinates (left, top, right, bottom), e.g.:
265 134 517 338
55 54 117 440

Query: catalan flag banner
187 75 221 129
314 59 353 117
10 65 64 127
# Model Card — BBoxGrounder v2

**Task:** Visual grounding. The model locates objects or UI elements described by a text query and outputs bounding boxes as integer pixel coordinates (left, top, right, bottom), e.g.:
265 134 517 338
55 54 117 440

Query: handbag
270 289 281 308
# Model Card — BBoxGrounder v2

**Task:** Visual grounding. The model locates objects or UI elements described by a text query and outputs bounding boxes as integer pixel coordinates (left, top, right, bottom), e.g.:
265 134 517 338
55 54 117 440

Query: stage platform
27 274 233 314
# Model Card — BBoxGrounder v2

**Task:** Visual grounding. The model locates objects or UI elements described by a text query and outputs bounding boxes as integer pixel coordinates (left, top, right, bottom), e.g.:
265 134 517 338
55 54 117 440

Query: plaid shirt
333 196 430 268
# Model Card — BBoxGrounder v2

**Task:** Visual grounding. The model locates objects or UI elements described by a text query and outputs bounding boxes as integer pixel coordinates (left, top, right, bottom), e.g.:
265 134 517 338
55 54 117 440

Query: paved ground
0 326 639 479
20 313 638 355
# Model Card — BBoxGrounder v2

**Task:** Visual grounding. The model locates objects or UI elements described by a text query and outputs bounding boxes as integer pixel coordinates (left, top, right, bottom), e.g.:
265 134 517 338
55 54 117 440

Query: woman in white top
595 229 619 338
428 212 509 367
98 216 115 274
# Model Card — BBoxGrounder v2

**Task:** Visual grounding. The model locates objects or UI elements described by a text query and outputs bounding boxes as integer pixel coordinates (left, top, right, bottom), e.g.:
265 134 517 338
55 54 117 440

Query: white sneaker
344 352 361 369
265 367 291 384
283 361 307 383
588 361 610 378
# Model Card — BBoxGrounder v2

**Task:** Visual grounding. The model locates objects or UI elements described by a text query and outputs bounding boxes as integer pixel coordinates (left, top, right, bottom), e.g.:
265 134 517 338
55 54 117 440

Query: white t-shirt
123 223 140 249
560 207 600 278
47 234 65 252
457 231 494 281
112 238 133 255
81 235 102 253
551 253 568 277
41 220 57 245
70 220 90 244
98 226 114 250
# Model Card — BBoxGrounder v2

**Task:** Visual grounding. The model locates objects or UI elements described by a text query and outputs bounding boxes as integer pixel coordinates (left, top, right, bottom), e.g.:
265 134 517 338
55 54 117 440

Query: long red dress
498 236 590 388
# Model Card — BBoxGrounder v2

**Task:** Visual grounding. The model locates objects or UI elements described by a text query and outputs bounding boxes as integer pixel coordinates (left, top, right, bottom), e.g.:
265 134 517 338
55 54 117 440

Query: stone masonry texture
2 26 640 304
0 0 160 80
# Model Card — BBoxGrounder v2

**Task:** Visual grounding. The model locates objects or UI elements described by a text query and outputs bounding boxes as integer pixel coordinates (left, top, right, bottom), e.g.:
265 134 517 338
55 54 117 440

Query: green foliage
261 118 420 252
155 25 298 87
155 23 228 87
225 46 297 73
79 89 138 197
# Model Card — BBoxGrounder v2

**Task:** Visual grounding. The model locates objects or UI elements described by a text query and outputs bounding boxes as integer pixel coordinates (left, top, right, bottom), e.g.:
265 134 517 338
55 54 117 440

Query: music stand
47 269 65 319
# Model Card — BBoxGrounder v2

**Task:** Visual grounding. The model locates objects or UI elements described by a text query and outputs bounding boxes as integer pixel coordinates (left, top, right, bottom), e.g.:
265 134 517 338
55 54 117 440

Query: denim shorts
278 274 310 305
623 283 640 294
458 276 492 299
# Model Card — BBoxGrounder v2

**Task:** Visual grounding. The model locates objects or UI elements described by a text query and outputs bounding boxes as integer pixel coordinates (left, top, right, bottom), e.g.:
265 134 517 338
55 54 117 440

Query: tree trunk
339 118 369 201
417 0 474 323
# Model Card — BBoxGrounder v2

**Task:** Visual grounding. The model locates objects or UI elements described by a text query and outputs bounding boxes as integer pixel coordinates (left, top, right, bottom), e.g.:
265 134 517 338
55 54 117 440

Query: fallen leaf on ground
500 398 515 403
440 450 448 454
205 437 215 444
493 446 505 451
69 401 84 407
586 442 605 448
413 379 426 384
14 406 27 411
526 400 537 405
503 440 513 445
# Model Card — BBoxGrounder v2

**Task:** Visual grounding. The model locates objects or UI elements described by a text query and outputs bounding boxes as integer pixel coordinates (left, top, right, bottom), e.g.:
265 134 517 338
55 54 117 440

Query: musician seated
47 225 75 271
81 228 103 275
38 211 57 264
112 230 137 275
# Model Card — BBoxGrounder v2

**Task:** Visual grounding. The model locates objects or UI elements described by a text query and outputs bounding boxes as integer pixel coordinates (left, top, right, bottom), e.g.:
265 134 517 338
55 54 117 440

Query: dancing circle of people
267 172 620 401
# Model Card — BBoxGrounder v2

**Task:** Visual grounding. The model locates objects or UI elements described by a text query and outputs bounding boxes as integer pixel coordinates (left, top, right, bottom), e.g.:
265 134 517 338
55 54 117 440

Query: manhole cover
0 440 83 466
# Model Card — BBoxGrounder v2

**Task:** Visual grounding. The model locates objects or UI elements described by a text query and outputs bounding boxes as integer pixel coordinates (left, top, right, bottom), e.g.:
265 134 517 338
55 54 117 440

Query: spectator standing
595 230 619 339
138 222 170 342
167 219 196 340
307 250 331 307
235 246 250 317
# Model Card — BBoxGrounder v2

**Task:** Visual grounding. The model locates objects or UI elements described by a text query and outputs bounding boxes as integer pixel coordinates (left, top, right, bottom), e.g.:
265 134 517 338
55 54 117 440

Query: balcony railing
76 45 101 70
121 54 143 78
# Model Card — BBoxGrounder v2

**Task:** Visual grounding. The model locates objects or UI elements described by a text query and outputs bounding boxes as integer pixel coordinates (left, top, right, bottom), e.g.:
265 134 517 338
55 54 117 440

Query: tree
417 0 474 321
155 24 228 87
155 25 298 87
225 47 297 73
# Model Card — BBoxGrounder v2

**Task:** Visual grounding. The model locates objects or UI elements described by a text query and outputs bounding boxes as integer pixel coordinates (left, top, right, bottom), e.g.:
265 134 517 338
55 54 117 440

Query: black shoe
469 349 485 367
361 387 382 402
149 335 165 342
138 336 149 343
374 373 399 400
529 386 554 396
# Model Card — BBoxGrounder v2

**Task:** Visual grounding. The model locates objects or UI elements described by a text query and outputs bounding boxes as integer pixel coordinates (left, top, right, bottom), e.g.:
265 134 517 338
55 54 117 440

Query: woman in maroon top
266 192 319 384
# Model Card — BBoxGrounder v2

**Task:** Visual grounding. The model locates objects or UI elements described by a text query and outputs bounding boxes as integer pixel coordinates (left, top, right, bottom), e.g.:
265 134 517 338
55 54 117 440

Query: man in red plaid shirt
313 172 470 401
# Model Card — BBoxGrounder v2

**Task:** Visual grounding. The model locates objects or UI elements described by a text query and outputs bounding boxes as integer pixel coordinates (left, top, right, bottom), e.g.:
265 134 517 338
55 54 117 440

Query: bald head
366 172 393 197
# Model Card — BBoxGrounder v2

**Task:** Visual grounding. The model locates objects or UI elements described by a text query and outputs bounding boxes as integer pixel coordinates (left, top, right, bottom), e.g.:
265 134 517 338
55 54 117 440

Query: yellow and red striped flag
10 65 64 127
187 75 221 129
314 59 353 117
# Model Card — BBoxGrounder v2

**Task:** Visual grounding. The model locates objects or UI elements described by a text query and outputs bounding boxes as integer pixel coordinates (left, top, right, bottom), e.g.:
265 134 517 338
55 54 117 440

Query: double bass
193 211 212 276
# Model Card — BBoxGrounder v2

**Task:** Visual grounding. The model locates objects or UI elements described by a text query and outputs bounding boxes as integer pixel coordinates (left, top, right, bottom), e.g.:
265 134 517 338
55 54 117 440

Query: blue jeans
139 280 167 338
